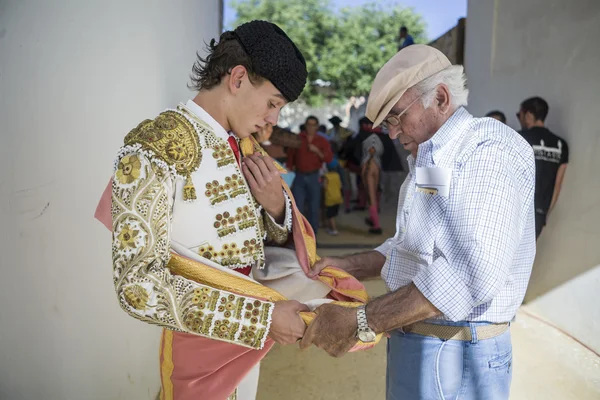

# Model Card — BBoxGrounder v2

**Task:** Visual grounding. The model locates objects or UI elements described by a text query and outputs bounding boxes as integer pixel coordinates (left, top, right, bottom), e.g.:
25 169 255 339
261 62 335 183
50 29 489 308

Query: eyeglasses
382 93 426 129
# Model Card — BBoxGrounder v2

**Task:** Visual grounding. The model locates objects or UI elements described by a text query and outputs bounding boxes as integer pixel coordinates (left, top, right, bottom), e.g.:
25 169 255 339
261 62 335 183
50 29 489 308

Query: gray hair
414 65 469 108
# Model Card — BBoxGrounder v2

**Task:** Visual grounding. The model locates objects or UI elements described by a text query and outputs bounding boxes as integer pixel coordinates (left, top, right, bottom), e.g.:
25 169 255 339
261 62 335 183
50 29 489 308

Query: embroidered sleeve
263 190 292 245
111 150 273 349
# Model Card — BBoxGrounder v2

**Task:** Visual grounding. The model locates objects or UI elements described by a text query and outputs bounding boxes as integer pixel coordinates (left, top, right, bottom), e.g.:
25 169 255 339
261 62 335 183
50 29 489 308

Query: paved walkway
258 276 600 400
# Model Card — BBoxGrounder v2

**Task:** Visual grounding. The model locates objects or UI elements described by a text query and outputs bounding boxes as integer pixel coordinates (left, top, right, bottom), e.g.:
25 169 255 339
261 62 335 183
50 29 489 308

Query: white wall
527 264 600 354
0 1 220 398
465 0 600 353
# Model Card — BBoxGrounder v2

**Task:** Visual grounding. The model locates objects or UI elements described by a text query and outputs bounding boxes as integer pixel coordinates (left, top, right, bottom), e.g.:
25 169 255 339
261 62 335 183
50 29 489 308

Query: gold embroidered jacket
111 104 292 349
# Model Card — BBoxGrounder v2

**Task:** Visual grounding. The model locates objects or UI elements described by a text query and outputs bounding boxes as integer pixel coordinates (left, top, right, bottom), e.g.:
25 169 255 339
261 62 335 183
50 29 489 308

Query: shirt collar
184 99 230 141
418 107 473 166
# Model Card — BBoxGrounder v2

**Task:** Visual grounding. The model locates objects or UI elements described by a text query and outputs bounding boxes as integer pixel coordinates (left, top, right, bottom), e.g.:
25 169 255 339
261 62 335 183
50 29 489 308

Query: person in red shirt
287 115 333 233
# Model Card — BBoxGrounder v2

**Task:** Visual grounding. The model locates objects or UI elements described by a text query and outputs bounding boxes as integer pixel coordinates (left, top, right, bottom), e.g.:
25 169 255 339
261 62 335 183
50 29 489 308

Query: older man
302 45 536 399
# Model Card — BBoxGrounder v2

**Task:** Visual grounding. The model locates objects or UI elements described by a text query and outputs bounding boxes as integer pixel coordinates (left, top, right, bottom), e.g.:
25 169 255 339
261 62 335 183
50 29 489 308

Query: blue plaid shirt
376 107 536 323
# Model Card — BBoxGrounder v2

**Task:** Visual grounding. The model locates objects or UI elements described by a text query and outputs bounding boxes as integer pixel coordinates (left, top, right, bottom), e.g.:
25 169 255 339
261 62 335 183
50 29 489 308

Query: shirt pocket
401 190 448 258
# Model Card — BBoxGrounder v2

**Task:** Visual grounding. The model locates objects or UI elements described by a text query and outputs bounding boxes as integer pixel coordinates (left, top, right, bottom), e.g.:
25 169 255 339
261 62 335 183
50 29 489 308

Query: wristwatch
356 305 377 343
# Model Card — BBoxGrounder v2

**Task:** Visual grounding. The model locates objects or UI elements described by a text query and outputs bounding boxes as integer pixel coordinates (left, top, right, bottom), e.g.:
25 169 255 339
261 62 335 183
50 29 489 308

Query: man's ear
436 84 452 114
228 65 248 94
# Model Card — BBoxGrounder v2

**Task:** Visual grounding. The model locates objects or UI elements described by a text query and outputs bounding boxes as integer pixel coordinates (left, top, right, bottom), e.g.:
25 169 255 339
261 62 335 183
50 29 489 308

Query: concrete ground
257 277 600 400
257 200 600 400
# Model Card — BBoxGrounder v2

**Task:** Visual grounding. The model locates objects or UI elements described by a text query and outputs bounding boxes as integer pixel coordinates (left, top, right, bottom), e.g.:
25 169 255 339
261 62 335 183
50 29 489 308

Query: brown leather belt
403 321 509 341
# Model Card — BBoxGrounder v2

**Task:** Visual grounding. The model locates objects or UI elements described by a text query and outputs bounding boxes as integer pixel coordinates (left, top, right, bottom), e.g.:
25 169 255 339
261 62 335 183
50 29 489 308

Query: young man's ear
228 65 247 93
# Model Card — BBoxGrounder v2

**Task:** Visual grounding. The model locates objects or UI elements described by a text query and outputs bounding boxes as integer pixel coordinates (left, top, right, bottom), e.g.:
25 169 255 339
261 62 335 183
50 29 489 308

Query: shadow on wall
524 200 600 303
523 165 600 303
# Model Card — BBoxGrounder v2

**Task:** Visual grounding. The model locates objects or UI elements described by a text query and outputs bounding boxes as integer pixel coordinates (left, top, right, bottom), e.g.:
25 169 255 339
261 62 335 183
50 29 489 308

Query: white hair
414 65 469 109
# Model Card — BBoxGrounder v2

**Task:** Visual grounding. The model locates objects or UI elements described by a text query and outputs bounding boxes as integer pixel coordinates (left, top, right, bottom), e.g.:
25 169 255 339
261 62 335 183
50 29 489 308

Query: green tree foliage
230 0 427 104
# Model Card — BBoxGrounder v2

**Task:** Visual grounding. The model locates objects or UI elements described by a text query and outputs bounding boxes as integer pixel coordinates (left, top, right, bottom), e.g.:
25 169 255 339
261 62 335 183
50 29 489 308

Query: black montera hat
233 20 307 102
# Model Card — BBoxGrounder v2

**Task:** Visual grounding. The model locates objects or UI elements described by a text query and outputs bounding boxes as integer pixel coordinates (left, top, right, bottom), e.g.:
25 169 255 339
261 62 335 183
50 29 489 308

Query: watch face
358 330 377 343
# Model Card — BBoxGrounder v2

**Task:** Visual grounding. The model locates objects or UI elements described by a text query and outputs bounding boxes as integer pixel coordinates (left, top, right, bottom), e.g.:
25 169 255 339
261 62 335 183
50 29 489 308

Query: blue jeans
292 171 321 234
387 320 512 400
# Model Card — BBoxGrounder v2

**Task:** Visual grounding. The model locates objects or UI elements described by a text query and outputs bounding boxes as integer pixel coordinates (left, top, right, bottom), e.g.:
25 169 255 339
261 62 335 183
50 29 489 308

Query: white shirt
376 107 536 323
361 133 384 168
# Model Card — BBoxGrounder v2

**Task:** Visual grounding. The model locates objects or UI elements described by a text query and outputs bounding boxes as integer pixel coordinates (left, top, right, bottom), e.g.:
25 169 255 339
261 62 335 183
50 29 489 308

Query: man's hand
299 303 358 357
308 143 323 158
269 300 310 345
307 256 350 278
242 153 285 222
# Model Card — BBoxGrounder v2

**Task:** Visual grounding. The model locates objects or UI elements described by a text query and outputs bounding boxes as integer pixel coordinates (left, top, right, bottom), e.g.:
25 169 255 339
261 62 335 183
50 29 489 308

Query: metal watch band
357 305 370 331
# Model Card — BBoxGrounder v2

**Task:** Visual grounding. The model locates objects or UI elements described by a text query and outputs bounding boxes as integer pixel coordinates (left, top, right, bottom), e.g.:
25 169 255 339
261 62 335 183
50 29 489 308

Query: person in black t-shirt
517 97 569 238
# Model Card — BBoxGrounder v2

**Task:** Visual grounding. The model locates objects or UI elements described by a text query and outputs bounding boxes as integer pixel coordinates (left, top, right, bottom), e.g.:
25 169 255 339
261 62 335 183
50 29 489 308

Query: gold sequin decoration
213 206 257 238
239 300 271 347
214 211 237 237
191 287 220 311
264 211 289 245
124 110 202 201
213 319 240 341
198 241 259 267
212 143 236 168
236 205 257 231
203 174 248 205
184 175 197 201
218 293 246 319
205 180 229 206
123 284 149 311
183 309 213 335
227 174 248 199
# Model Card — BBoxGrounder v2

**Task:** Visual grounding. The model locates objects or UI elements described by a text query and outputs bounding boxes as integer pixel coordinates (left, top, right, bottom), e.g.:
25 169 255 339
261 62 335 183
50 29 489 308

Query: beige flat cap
366 44 451 127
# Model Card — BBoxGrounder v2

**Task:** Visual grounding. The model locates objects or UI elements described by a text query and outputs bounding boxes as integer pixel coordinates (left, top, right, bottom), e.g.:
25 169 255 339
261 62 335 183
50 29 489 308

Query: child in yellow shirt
324 159 343 235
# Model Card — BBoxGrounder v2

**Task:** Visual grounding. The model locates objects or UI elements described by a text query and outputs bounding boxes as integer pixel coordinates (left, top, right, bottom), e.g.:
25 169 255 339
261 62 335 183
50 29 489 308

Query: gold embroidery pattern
213 206 258 238
213 293 245 340
178 104 222 149
205 180 229 206
236 206 257 231
264 214 289 245
116 223 141 251
197 239 263 268
198 242 258 267
218 294 245 318
238 300 271 348
212 143 237 169
116 154 142 185
214 211 237 237
213 319 240 341
113 217 148 259
123 284 149 310
183 309 213 335
182 287 220 334
263 192 291 245
123 110 202 201
204 174 248 206
191 287 220 311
